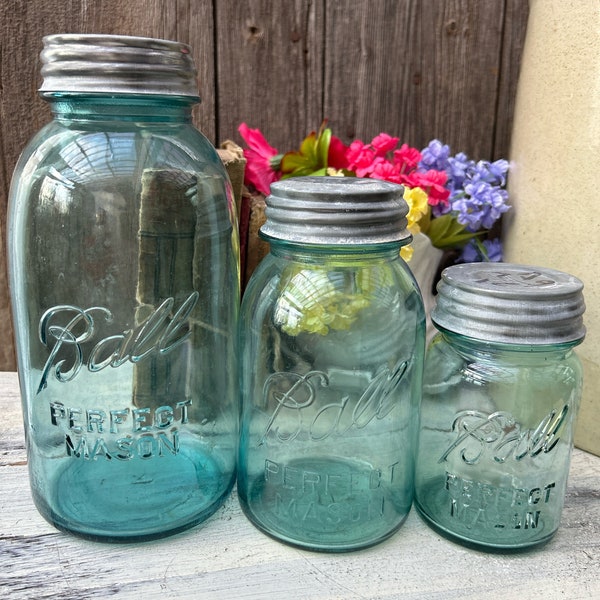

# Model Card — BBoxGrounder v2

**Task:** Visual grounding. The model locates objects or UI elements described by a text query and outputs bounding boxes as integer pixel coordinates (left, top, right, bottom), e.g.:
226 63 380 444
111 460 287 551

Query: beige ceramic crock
504 0 600 455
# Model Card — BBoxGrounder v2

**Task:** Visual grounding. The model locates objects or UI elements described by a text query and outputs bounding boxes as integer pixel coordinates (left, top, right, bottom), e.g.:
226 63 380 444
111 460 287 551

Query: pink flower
407 169 450 206
369 158 402 184
344 134 450 210
393 144 422 172
346 140 376 177
238 123 282 195
371 133 400 156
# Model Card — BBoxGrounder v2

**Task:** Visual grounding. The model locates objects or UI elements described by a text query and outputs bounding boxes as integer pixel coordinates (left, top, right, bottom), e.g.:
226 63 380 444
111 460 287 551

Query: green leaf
317 126 331 168
281 151 311 173
280 122 333 178
308 167 328 176
299 131 318 164
427 214 480 249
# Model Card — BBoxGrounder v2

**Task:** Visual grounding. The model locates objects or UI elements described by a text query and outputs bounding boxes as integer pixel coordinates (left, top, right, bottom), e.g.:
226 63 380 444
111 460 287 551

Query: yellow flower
399 186 429 263
274 263 394 336
403 186 429 234
400 244 414 262
326 167 345 176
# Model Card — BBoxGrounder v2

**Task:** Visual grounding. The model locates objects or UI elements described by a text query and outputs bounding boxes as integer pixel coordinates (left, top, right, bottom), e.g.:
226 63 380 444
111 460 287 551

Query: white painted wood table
1 371 599 599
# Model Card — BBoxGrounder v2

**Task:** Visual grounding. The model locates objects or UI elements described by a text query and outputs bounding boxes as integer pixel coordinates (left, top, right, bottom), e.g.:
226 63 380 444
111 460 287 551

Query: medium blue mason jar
238 177 425 552
7 34 239 541
414 263 585 550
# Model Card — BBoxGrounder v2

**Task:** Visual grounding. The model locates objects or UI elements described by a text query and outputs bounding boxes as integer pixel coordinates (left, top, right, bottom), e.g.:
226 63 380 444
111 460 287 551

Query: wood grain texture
324 0 420 143
323 0 524 158
215 0 325 149
0 1 529 371
0 371 598 599
493 0 529 160
416 0 505 158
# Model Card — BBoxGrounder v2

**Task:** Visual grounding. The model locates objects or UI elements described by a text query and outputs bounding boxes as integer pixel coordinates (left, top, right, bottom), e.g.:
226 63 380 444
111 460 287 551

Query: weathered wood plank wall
0 0 529 370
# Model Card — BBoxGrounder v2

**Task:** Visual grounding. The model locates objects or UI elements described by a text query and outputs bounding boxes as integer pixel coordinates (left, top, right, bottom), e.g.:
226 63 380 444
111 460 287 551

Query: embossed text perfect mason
238 177 425 552
414 263 585 551
7 34 239 542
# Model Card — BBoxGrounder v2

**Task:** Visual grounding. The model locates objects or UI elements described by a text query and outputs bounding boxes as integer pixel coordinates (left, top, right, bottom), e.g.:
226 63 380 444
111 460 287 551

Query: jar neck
264 236 403 264
437 328 582 361
43 93 197 123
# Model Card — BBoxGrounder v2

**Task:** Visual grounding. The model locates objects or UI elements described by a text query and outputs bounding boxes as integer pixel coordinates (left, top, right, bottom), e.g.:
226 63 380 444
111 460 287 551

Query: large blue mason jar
238 177 425 551
414 263 585 550
7 34 239 541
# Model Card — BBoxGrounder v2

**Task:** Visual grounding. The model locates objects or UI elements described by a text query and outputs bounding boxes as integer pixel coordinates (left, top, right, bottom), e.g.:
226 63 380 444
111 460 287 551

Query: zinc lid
261 176 410 245
39 34 199 97
432 262 586 345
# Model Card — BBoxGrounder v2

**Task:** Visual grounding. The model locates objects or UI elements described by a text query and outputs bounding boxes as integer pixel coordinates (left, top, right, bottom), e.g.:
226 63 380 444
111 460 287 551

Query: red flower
238 123 282 195
328 135 349 170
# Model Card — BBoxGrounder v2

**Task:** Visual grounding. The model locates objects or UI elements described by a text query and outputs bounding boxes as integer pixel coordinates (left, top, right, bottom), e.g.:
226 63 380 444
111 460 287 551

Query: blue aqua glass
414 264 585 551
238 177 425 552
7 35 239 541
415 334 583 550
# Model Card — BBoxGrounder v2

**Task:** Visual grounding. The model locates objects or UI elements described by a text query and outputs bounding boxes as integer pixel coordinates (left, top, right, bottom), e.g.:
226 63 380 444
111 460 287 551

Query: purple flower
419 139 451 172
485 238 504 261
431 200 452 218
446 152 473 193
471 159 510 186
453 181 509 231
459 238 504 263
415 140 511 254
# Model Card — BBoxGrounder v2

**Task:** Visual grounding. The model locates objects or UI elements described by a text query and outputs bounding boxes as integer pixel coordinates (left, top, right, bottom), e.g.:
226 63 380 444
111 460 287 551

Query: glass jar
414 263 585 550
238 177 425 551
7 34 239 541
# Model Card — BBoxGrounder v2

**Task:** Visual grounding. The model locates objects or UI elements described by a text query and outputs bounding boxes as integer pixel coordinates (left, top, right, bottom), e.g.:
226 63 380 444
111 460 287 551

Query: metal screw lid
432 263 586 345
261 176 410 245
39 34 199 97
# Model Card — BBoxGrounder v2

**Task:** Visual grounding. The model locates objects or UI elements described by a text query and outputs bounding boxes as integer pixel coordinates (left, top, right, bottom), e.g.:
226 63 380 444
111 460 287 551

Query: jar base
238 456 412 552
414 491 557 553
240 502 409 553
30 442 235 542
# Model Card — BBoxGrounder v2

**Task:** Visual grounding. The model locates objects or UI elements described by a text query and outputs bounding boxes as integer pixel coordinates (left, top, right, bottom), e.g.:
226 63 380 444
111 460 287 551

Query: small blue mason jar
414 263 585 550
7 34 239 541
238 177 425 552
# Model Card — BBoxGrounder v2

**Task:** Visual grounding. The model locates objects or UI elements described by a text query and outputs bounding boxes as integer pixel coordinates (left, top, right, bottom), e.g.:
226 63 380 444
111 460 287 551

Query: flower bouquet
238 121 510 266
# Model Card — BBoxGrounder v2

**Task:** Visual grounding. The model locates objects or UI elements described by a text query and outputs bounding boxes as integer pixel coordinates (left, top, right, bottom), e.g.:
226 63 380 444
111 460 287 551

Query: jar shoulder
9 119 228 211
241 252 424 331
425 333 584 384
18 119 219 163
